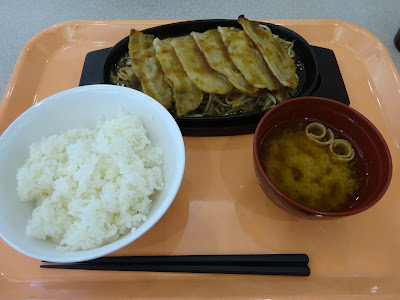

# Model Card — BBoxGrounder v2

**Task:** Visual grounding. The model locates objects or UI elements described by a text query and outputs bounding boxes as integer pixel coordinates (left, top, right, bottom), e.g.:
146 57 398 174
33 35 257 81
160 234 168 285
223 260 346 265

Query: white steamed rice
16 110 163 251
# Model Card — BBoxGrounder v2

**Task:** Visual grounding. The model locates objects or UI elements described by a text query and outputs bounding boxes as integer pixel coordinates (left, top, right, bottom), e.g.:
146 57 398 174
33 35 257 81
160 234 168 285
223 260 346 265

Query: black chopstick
41 263 310 276
72 254 309 266
40 254 310 276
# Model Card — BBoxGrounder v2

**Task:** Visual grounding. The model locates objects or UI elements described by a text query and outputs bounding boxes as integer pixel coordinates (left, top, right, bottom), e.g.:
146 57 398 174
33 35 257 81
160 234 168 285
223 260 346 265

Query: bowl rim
0 85 186 262
253 96 393 217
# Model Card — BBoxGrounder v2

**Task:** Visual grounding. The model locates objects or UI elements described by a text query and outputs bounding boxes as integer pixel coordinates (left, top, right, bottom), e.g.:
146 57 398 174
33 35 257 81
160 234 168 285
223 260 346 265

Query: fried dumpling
153 37 203 116
191 29 258 95
218 26 281 91
128 29 173 108
238 15 298 89
169 35 234 95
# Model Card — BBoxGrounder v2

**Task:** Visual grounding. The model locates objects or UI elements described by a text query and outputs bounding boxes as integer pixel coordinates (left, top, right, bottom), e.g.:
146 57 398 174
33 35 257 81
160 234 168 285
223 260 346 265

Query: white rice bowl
0 85 185 262
17 110 164 251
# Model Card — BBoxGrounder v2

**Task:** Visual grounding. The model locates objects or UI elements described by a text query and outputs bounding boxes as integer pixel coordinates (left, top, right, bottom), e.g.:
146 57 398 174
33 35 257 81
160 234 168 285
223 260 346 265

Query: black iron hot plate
79 20 349 136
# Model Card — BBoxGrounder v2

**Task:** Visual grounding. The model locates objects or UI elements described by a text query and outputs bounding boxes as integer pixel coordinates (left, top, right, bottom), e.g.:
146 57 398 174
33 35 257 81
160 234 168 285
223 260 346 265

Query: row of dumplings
126 16 299 116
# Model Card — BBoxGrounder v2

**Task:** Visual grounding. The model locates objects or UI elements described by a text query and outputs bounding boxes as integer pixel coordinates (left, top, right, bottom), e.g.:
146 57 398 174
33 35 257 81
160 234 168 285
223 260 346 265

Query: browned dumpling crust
114 16 299 117
238 15 298 89
191 29 258 95
217 26 282 91
153 37 203 116
128 29 173 108
169 35 234 95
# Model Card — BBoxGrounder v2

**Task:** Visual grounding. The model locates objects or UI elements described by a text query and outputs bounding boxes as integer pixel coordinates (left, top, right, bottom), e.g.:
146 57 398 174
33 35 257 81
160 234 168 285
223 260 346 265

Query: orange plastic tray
1 20 400 299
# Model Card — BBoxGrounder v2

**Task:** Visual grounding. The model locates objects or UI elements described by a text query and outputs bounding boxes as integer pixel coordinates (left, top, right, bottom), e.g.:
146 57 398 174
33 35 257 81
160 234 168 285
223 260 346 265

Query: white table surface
1 0 399 101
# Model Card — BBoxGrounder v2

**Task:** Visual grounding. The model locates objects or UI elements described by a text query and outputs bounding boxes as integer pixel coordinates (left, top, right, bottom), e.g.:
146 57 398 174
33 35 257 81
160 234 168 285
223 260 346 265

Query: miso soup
260 122 363 212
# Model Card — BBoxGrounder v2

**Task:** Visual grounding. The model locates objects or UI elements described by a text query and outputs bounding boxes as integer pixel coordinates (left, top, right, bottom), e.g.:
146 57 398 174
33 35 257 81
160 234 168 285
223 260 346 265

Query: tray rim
1 19 400 299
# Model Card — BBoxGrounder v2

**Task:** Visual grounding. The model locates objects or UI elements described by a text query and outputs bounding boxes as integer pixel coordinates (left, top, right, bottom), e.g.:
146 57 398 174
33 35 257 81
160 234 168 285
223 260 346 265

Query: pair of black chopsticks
40 254 310 276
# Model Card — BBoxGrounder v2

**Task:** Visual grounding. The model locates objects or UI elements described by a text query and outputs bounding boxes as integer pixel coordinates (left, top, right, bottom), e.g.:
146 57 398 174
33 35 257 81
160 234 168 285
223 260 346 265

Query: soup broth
261 123 363 212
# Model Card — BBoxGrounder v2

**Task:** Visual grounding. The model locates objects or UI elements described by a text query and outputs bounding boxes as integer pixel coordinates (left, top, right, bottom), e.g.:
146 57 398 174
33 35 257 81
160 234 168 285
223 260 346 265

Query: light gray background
1 0 399 100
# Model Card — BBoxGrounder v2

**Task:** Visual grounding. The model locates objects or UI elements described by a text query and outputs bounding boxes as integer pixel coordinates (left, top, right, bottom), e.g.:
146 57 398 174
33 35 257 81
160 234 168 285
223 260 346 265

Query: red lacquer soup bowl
253 97 392 219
